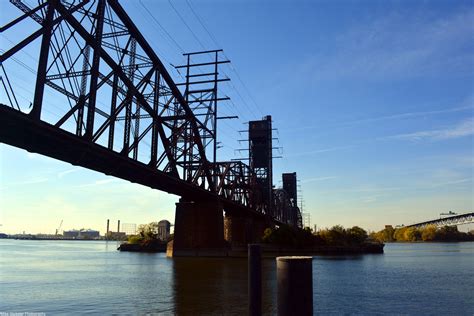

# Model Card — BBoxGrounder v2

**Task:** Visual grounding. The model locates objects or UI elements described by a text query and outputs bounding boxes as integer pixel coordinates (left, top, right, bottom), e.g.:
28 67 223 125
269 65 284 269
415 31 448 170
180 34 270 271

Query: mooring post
276 256 313 316
248 244 262 316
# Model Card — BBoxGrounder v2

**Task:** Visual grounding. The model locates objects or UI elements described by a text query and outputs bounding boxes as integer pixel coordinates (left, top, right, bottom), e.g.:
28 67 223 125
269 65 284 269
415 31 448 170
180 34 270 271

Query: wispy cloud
0 177 49 190
390 118 474 142
340 104 473 128
77 178 120 188
287 145 354 157
95 179 118 185
18 178 49 185
362 196 379 203
25 152 52 162
57 168 79 178
285 104 473 133
317 9 474 80
431 178 472 188
315 186 402 197
301 176 338 184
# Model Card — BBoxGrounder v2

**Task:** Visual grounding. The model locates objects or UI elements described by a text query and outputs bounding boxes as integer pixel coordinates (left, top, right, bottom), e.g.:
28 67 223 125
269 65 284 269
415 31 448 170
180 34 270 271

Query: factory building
63 229 100 239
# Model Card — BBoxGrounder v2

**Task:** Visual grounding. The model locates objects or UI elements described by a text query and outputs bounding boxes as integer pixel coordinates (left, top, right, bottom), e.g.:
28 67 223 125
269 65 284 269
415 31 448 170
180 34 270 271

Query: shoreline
118 241 385 257
0 236 121 241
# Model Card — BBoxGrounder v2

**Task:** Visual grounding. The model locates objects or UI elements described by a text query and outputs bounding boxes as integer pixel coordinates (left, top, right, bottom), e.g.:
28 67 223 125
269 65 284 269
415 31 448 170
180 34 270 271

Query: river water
0 240 473 315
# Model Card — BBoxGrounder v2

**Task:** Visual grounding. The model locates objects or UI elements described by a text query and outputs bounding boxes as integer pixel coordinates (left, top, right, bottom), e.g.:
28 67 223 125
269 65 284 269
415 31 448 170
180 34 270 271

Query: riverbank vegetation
262 225 376 248
127 222 160 244
119 222 169 252
370 225 474 242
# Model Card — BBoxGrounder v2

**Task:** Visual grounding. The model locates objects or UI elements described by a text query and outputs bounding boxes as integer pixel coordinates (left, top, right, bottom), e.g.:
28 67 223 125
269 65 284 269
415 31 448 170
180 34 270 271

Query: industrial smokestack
106 219 110 235
117 220 120 233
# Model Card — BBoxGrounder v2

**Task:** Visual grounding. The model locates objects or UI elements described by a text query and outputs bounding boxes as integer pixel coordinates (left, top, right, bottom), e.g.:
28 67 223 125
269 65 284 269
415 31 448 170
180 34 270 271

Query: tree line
262 225 371 248
370 225 474 242
127 222 172 245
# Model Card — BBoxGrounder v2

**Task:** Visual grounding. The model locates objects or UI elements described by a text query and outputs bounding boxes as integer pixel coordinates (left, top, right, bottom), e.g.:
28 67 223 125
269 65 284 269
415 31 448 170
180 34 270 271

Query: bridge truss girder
1 0 216 191
406 212 474 229
0 0 302 228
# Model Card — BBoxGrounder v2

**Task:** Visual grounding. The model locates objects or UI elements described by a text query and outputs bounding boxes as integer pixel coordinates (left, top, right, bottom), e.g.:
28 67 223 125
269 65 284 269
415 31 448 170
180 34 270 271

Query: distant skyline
1 0 473 234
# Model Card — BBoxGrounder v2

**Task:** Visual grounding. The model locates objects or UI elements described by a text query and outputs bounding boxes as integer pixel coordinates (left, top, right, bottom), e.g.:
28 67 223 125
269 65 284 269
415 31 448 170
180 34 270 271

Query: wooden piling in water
248 244 262 316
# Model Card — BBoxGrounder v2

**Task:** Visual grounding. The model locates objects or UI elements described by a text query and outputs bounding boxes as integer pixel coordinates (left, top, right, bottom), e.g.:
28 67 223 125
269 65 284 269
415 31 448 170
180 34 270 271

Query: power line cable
138 0 185 54
226 61 264 117
184 0 221 48
183 0 264 117
168 0 206 51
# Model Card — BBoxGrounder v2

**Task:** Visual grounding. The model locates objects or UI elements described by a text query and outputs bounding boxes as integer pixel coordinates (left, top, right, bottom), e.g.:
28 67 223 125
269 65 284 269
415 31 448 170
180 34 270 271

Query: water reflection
172 257 277 314
316 254 365 261
1 241 472 314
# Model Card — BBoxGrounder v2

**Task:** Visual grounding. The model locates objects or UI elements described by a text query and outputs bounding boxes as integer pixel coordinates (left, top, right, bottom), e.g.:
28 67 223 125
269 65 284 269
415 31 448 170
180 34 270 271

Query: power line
139 0 256 126
228 80 258 118
138 0 185 54
226 60 264 117
184 0 221 48
168 0 207 51
133 2 195 82
155 2 246 155
183 0 264 118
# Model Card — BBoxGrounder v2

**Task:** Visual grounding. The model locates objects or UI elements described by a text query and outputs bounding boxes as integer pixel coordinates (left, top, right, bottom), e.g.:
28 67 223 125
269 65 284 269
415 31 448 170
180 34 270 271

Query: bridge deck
0 105 262 218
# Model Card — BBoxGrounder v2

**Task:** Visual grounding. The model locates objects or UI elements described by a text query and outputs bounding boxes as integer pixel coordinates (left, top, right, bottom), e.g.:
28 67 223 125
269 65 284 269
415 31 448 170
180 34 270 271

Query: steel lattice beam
0 0 300 228
406 212 474 228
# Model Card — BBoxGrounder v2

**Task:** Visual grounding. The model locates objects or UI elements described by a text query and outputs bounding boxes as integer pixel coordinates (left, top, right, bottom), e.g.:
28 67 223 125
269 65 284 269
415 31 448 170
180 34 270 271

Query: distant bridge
405 212 474 229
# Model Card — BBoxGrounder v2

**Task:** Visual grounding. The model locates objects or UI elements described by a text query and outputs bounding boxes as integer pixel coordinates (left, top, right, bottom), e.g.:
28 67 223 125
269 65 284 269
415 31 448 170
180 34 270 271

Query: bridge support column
224 212 270 247
224 212 252 247
251 216 268 243
167 199 227 257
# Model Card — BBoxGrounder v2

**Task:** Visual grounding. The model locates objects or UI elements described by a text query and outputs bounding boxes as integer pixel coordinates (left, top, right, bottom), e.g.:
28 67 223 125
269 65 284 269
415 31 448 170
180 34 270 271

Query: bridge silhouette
405 212 474 229
0 0 302 256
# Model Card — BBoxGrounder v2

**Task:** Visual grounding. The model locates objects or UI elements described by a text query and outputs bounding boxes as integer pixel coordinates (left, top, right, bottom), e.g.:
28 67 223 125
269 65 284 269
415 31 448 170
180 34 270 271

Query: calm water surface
0 240 473 315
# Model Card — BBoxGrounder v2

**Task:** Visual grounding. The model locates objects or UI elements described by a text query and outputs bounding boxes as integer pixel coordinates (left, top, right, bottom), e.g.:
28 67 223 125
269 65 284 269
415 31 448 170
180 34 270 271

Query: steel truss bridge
0 0 302 243
406 212 474 229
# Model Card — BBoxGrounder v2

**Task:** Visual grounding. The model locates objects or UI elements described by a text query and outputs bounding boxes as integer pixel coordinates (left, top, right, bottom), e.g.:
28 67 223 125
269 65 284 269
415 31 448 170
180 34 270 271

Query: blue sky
0 0 473 234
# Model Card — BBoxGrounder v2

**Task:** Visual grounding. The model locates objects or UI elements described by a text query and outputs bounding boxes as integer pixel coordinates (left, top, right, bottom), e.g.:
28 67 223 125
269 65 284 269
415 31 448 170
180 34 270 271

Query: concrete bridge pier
251 216 268 243
167 198 227 257
224 211 252 247
224 211 269 246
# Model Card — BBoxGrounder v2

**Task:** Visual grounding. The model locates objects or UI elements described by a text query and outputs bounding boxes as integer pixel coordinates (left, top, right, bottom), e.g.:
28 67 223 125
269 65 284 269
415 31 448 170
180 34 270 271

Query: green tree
394 227 407 241
347 226 368 244
370 231 383 243
374 225 474 243
421 225 437 241
262 228 273 243
137 222 159 241
382 226 395 242
371 226 395 242
403 227 420 241
324 225 347 245
127 235 144 244
437 226 460 241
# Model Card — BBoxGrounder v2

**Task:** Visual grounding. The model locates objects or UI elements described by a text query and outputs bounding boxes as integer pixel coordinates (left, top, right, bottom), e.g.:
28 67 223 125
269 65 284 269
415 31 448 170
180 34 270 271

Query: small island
119 222 384 255
259 225 384 255
118 222 170 252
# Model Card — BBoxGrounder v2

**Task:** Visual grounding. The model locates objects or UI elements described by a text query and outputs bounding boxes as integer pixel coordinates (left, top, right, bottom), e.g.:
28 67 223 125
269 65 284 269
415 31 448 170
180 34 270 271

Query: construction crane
55 220 63 235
